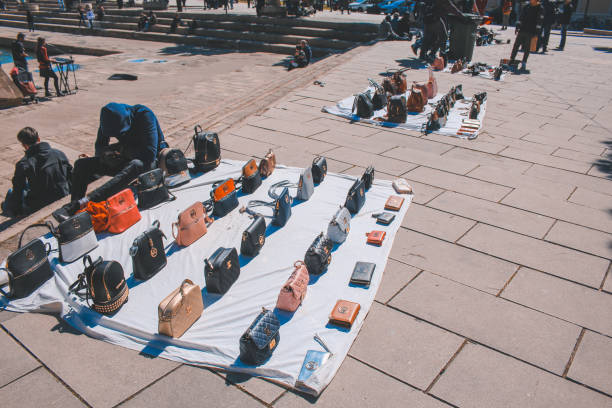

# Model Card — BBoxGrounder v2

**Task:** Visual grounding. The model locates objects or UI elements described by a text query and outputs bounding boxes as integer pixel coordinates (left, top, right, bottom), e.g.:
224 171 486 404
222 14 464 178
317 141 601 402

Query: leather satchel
158 279 203 338
329 299 360 328
386 95 407 123
130 220 167 281
390 69 408 94
210 178 239 218
311 156 327 184
192 125 220 173
4 226 53 299
426 68 438 99
451 59 464 73
344 178 366 215
259 149 276 178
239 308 280 365
406 85 426 113
304 232 333 276
327 206 351 244
240 215 266 257
361 165 375 191
172 202 212 247
432 55 445 71
204 247 240 294
276 261 309 312
412 82 429 101
136 168 171 210
55 212 98 263
352 92 374 118
241 159 262 194
244 186 292 228
105 189 141 234
69 256 128 315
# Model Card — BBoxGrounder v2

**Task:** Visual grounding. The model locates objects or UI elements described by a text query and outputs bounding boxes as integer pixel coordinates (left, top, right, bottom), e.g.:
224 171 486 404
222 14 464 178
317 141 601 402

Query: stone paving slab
567 330 612 397
545 220 612 259
401 202 477 243
0 368 85 408
374 259 420 304
0 329 40 388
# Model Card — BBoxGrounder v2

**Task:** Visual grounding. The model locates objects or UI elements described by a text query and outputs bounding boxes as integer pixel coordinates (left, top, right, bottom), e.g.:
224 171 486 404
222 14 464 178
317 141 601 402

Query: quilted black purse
192 125 220 173
344 178 366 214
130 220 167 281
239 308 280 365
136 168 173 210
69 256 129 315
4 226 53 299
304 232 333 276
361 165 375 191
311 156 327 184
204 247 240 294
245 186 292 227
241 215 266 257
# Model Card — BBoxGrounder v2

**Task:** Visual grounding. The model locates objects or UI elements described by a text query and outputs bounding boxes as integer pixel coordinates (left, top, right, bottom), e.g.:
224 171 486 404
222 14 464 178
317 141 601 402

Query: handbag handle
179 279 193 298
171 222 179 240
268 180 294 200
17 222 56 249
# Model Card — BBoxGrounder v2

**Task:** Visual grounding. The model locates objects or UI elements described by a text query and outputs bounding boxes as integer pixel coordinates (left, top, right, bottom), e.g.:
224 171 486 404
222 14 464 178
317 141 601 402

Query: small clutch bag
361 166 375 191
311 156 327 184
158 279 203 338
350 262 375 287
136 168 171 210
384 195 404 211
241 159 262 194
130 220 167 281
329 299 360 329
327 206 351 244
366 230 386 246
204 247 240 294
304 232 333 276
240 215 266 257
344 179 366 215
276 261 309 312
259 149 276 178
210 178 239 218
239 308 280 365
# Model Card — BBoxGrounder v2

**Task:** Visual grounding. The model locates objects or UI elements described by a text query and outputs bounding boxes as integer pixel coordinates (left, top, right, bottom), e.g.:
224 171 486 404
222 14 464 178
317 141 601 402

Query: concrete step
0 18 341 56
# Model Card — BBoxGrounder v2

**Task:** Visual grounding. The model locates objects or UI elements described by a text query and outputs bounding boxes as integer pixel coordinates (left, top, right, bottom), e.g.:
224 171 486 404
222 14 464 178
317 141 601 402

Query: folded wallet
329 299 360 328
384 195 404 211
350 262 375 287
366 230 386 246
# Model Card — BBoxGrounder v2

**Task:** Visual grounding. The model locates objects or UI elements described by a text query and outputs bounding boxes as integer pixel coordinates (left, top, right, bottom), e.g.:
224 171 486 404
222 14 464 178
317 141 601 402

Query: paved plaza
0 18 611 408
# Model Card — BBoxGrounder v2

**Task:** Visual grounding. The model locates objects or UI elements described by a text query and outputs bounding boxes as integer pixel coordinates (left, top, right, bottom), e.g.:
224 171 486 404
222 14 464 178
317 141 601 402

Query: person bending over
509 0 542 71
53 103 167 221
2 127 72 217
36 37 63 97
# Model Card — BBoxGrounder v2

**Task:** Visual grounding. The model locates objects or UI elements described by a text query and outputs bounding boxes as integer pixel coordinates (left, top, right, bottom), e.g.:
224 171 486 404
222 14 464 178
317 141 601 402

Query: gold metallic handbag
158 279 204 338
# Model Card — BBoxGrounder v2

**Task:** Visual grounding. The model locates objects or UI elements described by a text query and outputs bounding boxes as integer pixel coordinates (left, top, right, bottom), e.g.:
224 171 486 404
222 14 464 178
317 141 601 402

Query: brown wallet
366 230 386 246
329 300 360 328
384 195 404 211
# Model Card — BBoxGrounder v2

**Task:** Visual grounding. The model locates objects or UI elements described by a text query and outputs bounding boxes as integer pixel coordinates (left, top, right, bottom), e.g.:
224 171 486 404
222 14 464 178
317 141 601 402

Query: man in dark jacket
509 0 543 71
2 127 72 217
53 103 167 221
537 0 555 52
419 0 463 62
556 0 575 50
11 33 28 72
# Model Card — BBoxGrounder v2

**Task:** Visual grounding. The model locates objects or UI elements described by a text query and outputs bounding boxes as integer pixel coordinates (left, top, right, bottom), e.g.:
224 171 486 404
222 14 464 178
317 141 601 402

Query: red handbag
105 189 141 234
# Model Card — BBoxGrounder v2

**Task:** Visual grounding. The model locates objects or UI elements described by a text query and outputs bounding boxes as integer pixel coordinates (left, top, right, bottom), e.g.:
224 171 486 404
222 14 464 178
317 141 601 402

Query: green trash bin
447 13 482 61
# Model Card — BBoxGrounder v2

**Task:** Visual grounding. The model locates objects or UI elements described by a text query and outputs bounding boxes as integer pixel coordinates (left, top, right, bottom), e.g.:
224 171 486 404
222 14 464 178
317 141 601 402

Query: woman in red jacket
36 37 63 97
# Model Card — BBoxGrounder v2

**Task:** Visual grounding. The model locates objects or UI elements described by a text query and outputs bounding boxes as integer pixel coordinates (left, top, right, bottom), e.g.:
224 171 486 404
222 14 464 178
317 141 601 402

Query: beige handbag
158 279 204 338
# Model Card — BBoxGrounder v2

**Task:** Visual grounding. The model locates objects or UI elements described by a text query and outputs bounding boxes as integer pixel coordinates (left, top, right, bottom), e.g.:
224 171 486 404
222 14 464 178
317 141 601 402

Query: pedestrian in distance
509 0 543 71
26 10 35 32
556 0 575 51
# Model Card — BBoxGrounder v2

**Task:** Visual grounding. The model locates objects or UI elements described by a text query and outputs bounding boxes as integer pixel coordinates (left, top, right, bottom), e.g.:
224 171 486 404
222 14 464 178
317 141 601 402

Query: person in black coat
2 127 72 217
556 0 575 50
509 0 543 71
537 0 555 52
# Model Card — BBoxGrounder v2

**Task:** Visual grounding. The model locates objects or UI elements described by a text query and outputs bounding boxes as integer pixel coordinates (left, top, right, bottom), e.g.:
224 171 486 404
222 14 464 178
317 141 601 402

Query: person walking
509 0 542 71
556 0 575 50
419 0 463 62
176 0 182 11
26 10 35 32
36 37 63 97
501 0 511 29
57 0 66 11
538 0 555 52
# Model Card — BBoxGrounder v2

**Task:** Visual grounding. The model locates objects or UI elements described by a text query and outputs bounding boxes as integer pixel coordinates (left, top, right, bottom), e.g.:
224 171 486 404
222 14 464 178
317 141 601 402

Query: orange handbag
172 202 212 247
412 82 429 100
213 178 235 202
79 201 110 233
105 189 141 234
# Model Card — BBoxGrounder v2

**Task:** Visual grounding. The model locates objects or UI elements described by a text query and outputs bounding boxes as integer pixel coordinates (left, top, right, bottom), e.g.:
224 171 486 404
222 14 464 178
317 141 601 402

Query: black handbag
311 156 327 184
192 125 220 173
69 256 129 315
369 78 387 111
241 159 262 195
245 186 292 227
239 308 280 365
344 179 366 214
4 226 53 299
208 179 239 218
136 168 173 210
204 247 240 294
361 165 375 191
352 92 374 118
240 216 266 257
304 232 333 276
387 95 407 123
130 220 167 281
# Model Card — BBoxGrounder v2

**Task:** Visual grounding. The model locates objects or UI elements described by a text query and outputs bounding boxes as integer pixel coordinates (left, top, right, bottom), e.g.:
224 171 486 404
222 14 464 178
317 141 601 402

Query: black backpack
192 125 220 173
352 92 374 119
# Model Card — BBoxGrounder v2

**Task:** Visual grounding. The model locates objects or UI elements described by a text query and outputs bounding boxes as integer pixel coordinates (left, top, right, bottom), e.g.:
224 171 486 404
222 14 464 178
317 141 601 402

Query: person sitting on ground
86 5 95 29
188 18 198 34
509 0 543 71
169 13 181 33
378 15 403 40
53 103 168 222
137 13 148 31
2 127 72 217
396 12 413 39
77 4 87 27
288 41 311 70
96 5 105 21
36 37 63 97
144 11 157 31
300 40 312 65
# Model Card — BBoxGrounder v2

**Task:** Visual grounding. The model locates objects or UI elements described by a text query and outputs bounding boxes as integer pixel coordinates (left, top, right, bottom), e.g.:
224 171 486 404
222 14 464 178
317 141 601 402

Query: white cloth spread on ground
322 87 486 139
0 160 411 396
441 65 506 81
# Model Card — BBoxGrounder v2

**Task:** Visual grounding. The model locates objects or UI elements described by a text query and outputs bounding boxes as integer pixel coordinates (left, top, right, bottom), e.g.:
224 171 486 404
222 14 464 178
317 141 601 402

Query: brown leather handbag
426 68 437 99
451 59 464 73
172 202 212 247
158 279 204 338
391 69 408 94
276 261 309 312
259 149 276 178
432 55 445 71
412 82 429 100
406 85 426 113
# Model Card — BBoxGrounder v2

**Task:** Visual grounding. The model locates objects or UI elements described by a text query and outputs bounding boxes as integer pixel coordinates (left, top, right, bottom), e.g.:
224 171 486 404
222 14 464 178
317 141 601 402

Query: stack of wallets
328 300 361 328
384 195 404 211
296 350 330 387
458 119 480 137
350 262 376 287
366 230 386 246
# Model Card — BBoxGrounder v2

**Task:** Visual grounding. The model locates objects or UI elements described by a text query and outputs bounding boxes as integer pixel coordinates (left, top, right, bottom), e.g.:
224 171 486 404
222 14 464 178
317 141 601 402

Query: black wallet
372 212 395 225
350 262 376 287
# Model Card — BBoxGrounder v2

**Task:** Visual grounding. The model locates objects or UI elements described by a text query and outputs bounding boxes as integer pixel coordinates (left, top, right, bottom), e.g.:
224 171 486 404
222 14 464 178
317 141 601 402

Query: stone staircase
0 4 379 56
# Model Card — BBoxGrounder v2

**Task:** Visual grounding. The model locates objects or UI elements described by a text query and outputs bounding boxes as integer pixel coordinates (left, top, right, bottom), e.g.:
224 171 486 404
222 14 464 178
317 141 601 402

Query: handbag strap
241 199 275 219
268 180 295 200
17 222 56 249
